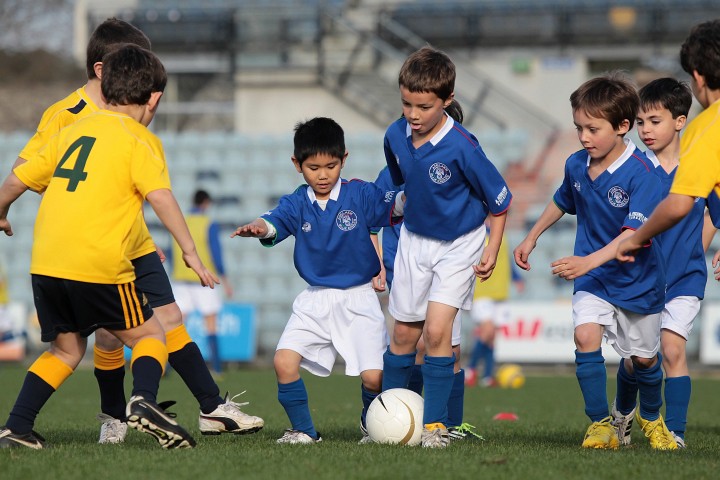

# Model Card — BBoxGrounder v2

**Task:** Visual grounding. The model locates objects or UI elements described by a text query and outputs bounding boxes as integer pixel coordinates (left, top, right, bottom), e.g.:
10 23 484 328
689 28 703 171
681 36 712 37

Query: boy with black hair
612 77 720 449
232 117 404 444
618 20 720 262
515 72 676 450
0 45 213 450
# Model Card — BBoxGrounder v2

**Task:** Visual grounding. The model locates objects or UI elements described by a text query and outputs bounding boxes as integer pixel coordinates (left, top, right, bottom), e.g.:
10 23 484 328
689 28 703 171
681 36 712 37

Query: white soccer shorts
470 298 511 327
572 291 661 359
277 282 388 377
661 295 700 341
173 282 222 316
389 223 485 322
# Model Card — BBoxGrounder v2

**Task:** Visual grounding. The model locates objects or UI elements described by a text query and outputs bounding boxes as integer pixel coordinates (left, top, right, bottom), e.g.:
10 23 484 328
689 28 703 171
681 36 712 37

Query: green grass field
1 363 720 480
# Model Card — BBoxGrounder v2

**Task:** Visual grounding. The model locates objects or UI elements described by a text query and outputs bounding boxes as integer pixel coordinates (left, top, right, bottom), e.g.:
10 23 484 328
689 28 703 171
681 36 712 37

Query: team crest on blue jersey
335 210 358 231
573 181 581 192
429 163 451 184
607 186 629 208
384 191 395 203
302 222 312 233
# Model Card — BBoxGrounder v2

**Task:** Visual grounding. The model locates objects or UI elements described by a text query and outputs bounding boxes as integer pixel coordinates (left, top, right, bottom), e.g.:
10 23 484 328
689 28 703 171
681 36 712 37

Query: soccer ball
365 388 424 446
495 363 525 389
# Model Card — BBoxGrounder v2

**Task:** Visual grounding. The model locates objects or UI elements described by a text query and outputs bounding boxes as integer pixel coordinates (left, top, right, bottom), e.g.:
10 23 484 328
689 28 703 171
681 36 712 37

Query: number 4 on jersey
53 136 95 192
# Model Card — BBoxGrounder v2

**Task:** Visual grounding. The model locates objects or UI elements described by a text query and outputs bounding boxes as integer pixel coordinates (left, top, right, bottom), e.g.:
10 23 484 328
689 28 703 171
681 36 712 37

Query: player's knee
661 342 685 367
630 355 655 369
94 328 123 351
154 302 183 330
273 350 300 381
361 370 382 392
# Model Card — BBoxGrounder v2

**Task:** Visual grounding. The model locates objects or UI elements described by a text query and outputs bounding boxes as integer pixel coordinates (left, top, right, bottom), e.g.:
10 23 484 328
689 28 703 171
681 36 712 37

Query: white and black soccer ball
365 388 424 446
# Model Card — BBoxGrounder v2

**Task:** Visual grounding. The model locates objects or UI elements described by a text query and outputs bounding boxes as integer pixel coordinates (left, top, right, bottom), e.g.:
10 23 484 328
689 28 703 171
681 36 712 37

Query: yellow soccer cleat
635 411 678 450
581 416 620 449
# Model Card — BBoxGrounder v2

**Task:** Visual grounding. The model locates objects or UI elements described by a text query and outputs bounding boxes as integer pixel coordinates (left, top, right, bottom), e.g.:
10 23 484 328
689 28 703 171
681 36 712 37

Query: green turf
1 364 720 480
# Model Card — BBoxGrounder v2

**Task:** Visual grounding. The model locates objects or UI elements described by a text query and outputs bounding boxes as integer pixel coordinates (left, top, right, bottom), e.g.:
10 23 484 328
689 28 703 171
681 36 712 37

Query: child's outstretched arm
146 188 219 288
513 201 564 271
230 219 270 239
552 228 634 281
370 232 387 292
474 211 507 281
0 172 30 236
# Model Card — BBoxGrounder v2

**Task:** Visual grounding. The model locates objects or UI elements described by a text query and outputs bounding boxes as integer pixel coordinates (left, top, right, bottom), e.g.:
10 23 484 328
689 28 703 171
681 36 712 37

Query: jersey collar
404 113 455 146
306 178 341 204
586 138 637 174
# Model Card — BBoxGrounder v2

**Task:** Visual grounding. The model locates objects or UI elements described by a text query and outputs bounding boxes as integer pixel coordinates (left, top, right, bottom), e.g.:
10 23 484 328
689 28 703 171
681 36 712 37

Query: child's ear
675 114 687 131
148 91 163 112
617 118 631 135
291 156 302 173
341 150 348 168
692 70 706 90
93 62 103 80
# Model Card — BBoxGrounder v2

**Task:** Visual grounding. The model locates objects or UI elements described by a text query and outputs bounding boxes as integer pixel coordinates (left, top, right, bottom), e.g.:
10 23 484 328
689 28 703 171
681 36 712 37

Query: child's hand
0 218 13 236
183 252 220 288
474 248 498 281
616 235 642 263
713 250 720 281
231 221 267 238
551 255 591 281
155 245 166 263
513 238 535 271
372 266 387 292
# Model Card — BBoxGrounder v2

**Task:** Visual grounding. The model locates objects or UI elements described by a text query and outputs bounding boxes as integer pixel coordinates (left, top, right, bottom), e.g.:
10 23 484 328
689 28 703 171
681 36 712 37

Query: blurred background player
466 228 525 388
611 78 720 449
0 44 209 450
171 189 233 377
232 117 404 444
10 17 263 444
381 47 512 448
515 73 675 450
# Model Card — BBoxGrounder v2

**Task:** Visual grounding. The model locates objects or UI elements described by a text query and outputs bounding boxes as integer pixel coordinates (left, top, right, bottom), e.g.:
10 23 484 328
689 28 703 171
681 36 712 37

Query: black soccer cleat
125 396 196 449
0 427 46 449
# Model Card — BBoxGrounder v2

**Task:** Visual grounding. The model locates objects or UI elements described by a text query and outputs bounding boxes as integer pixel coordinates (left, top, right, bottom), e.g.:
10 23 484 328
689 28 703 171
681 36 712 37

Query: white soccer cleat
671 431 686 448
199 391 264 435
97 413 128 444
276 429 322 444
421 423 450 448
358 422 374 444
610 401 635 446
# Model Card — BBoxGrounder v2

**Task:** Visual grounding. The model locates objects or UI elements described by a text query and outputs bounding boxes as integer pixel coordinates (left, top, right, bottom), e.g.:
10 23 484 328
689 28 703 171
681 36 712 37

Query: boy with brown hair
515 72 676 449
0 44 216 449
13 18 262 444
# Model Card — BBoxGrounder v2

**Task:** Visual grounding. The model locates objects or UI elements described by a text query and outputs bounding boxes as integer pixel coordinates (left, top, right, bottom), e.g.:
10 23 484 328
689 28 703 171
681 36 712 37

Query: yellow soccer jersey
171 214 217 282
14 110 171 284
19 88 99 162
671 99 720 199
20 87 156 261
473 235 512 301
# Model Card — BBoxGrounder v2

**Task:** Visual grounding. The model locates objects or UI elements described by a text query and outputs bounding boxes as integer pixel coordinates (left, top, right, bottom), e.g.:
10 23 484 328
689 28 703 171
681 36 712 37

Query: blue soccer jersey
383 115 511 241
260 179 401 289
373 166 403 286
647 151 720 301
553 140 665 314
